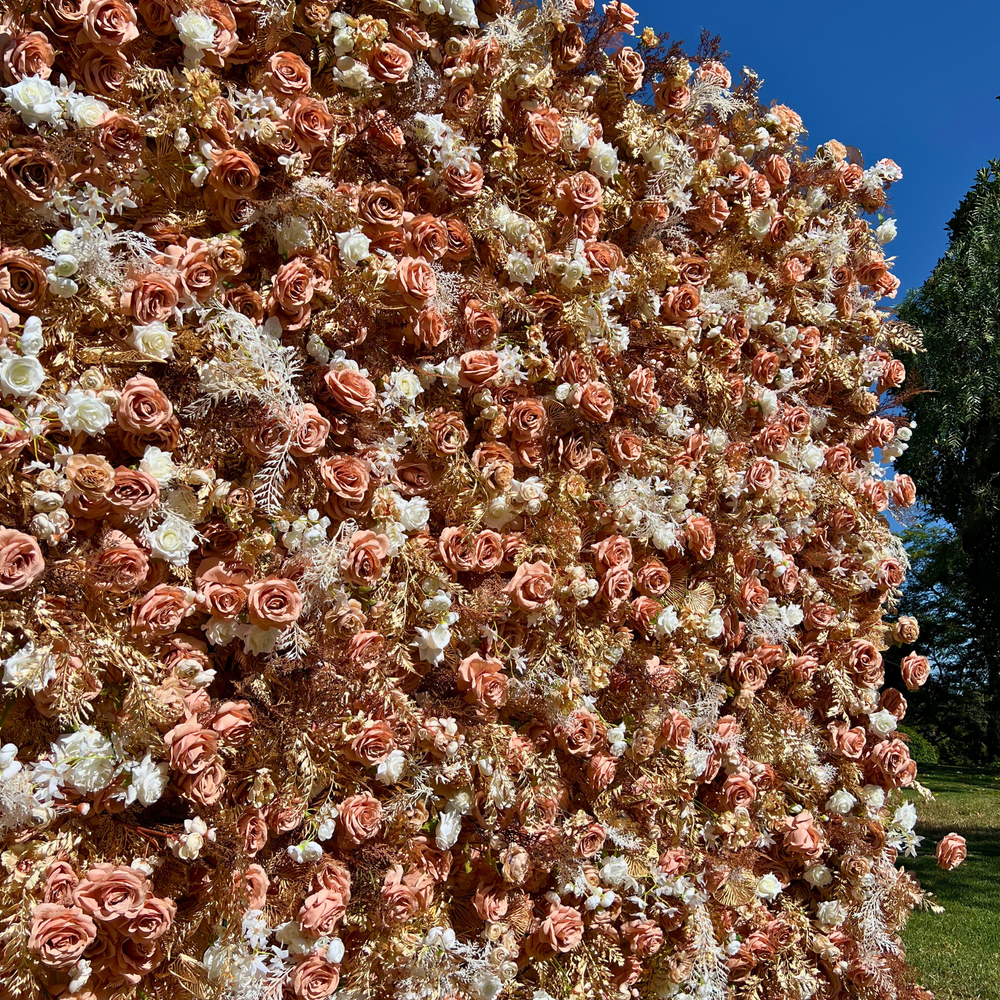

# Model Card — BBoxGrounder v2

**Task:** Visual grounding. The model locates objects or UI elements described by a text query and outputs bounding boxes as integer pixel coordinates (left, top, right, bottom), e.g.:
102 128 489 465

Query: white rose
816 901 846 926
386 368 422 402
204 616 239 647
756 873 783 901
567 118 591 151
375 748 406 785
131 322 175 361
336 228 371 265
1 76 60 128
654 606 679 637
148 517 198 564
893 800 917 832
435 809 462 850
173 10 217 59
60 388 113 435
325 938 345 964
50 230 78 253
560 258 589 289
506 251 536 285
868 708 897 736
504 215 532 246
589 140 619 181
69 96 110 129
50 254 79 279
140 446 177 485
276 216 313 253
335 56 373 90
858 784 885 811
599 855 629 886
19 316 44 356
444 0 478 27
802 864 833 888
32 490 63 513
242 624 280 655
397 496 429 531
129 754 169 806
875 219 897 244
0 356 45 398
799 443 824 471
47 273 79 298
825 789 857 816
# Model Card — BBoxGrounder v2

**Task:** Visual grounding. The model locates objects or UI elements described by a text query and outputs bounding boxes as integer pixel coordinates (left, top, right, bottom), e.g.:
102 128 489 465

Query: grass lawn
901 764 1000 1000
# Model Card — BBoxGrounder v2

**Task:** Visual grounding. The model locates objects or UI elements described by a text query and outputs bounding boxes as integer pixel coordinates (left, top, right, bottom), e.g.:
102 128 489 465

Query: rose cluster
0 1 964 1000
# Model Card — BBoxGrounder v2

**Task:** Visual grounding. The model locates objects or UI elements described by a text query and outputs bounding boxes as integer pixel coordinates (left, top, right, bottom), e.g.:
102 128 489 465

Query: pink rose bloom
28 903 97 969
164 719 220 775
0 528 44 592
338 793 383 847
537 903 584 952
505 560 554 610
291 954 341 1000
73 863 148 922
243 865 270 910
247 577 303 629
900 652 930 691
936 833 967 871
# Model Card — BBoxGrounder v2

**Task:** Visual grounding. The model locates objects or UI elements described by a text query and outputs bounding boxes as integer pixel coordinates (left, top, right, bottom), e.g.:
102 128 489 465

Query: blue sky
629 0 1000 298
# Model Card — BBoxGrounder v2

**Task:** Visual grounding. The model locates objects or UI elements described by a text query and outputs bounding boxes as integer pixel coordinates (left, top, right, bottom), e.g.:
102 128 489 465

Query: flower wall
0 1 963 998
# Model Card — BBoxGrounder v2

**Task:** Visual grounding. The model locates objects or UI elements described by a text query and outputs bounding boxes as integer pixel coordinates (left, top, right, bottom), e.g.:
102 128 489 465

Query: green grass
901 764 1000 1000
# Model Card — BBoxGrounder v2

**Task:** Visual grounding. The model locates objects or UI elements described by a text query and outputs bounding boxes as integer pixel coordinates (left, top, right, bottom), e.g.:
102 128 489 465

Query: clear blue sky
629 0 1000 298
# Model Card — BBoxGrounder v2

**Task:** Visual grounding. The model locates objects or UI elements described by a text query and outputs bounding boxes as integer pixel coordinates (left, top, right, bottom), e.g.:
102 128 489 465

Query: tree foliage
896 163 1000 757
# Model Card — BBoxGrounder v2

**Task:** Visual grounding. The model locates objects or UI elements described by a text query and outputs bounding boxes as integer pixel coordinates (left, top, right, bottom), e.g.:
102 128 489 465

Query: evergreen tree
896 160 1000 755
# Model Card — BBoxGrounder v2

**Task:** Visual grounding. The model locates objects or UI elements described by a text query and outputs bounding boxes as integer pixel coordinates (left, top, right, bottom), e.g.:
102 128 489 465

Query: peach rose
745 457 779 492
891 474 916 508
395 256 437 306
778 810 823 859
238 810 269 856
108 467 160 513
323 368 377 414
577 381 615 422
130 585 194 636
936 833 967 871
80 0 140 50
91 533 149 594
2 31 55 84
427 408 469 456
370 41 412 83
662 283 700 322
867 737 916 788
625 366 660 415
122 895 176 942
241 864 269 910
508 398 547 441
474 529 503 571
556 708 606 756
341 530 391 586
505 560 554 610
536 903 584 952
525 107 564 155
900 652 930 691
210 700 253 740
463 299 501 346
0 147 64 206
338 793 382 846
828 722 867 760
443 161 484 199
555 171 603 214
117 375 174 433
459 350 500 388
658 709 692 750
592 535 632 575
359 183 405 228
846 639 884 688
684 515 716 561
0 528 44 593
247 577 303 629
264 51 311 99
28 903 97 969
164 719 219 775
292 955 341 1000
73 863 148 922
285 96 335 152
121 272 180 326
176 758 226 806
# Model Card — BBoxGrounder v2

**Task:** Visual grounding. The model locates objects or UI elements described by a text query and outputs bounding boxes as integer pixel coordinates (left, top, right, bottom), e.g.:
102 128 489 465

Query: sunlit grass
902 765 1000 1000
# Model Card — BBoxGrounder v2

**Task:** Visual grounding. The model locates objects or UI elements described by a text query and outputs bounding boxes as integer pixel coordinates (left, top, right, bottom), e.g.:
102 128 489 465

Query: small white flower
858 784 885 811
242 624 279 655
396 495 430 532
802 864 832 888
414 623 452 666
336 227 371 265
599 855 629 886
173 816 215 860
385 368 423 404
131 321 175 361
287 840 324 863
276 216 314 253
326 938 345 964
334 56 373 90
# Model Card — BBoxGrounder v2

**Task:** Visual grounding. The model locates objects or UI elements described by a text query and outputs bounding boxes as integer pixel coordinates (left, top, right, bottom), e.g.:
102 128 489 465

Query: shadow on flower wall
0 0 973 999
